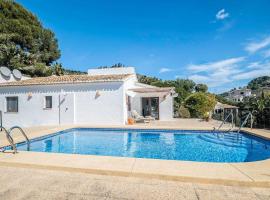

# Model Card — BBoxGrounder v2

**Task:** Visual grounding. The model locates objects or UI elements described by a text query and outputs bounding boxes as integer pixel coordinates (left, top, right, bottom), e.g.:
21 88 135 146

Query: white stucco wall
123 75 138 122
0 85 60 127
74 82 125 125
159 95 173 120
0 82 125 127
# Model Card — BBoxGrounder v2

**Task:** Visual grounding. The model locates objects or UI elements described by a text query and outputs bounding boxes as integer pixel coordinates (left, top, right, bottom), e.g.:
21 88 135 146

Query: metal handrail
217 110 234 131
9 126 29 144
0 126 17 153
237 112 253 133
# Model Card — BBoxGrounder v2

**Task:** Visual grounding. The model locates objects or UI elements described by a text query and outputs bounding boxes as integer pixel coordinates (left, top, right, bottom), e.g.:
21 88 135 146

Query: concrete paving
0 165 270 200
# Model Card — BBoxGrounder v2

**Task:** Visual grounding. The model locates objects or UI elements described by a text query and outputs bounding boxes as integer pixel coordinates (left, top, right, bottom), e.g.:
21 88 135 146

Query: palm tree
53 62 64 76
255 93 266 128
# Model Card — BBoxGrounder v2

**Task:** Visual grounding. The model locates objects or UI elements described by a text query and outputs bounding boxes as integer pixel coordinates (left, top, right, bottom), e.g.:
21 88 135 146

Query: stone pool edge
0 150 269 188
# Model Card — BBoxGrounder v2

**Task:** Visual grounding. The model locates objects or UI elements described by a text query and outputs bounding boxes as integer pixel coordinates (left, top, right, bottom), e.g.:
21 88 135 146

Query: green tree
52 62 64 76
0 0 60 75
21 64 53 77
184 92 217 118
195 84 208 93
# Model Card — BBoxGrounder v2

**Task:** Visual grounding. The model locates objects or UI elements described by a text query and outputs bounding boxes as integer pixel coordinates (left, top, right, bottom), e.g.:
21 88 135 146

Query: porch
127 87 176 121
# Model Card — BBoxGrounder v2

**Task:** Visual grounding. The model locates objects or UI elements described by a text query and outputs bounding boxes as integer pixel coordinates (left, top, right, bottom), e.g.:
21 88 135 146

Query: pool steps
0 125 29 153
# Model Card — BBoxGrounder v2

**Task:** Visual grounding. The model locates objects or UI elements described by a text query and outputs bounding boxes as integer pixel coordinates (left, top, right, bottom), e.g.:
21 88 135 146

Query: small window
6 97 18 113
44 96 52 109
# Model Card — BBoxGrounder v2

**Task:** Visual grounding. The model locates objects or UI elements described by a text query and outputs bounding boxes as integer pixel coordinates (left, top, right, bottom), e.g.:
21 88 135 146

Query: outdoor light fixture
95 90 101 99
27 92 32 100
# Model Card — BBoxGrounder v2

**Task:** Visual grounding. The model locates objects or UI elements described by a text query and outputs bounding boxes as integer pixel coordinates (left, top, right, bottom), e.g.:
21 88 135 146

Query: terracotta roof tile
0 74 132 87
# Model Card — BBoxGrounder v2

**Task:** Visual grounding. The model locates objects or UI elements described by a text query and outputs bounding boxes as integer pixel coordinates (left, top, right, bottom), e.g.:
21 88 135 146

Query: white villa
226 88 252 102
0 67 176 127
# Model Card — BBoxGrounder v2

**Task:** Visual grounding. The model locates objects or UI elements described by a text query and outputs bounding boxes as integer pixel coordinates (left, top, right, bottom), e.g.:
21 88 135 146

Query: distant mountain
247 76 270 90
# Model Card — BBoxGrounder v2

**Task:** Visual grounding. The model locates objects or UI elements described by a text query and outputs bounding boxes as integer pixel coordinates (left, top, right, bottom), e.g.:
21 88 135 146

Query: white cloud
247 62 260 69
159 68 172 73
231 60 270 80
263 49 270 58
187 57 245 72
247 60 270 69
245 36 270 53
216 9 229 20
186 57 245 87
188 74 209 82
188 73 231 87
233 69 270 80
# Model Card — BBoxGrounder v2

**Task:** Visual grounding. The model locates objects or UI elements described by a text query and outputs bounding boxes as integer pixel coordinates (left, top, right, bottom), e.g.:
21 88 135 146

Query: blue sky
17 0 270 93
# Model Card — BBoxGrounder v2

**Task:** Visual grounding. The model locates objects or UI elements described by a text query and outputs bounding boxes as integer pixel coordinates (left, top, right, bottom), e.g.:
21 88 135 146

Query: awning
128 87 174 93
126 90 136 97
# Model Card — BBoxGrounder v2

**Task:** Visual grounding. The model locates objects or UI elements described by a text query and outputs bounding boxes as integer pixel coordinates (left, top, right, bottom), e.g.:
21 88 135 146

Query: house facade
0 67 176 127
226 88 252 102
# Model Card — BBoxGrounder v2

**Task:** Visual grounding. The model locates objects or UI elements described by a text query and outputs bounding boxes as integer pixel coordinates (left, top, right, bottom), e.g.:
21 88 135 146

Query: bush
178 105 191 118
184 92 216 118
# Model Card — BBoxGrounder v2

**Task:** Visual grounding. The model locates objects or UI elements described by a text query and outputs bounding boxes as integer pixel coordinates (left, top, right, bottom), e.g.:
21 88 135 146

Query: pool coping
1 125 270 188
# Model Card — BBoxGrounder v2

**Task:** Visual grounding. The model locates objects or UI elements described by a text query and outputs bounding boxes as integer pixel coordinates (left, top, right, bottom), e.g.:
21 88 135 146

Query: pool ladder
0 125 29 153
214 110 234 132
237 111 254 133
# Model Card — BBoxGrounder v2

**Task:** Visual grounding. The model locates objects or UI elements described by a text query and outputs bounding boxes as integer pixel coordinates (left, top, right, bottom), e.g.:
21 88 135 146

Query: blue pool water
10 128 270 163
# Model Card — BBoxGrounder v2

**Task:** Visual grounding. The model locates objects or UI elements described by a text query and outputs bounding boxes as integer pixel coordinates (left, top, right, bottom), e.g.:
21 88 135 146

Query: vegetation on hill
247 76 270 90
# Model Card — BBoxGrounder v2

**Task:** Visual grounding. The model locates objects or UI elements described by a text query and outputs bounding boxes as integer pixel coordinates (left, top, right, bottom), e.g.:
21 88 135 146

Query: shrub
184 92 216 118
178 105 191 118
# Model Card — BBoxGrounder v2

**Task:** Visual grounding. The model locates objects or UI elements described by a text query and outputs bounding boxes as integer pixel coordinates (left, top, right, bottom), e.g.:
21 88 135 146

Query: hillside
247 76 270 90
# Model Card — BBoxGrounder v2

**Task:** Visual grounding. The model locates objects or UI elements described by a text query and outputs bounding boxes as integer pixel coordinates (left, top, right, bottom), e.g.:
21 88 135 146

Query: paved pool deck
1 165 270 200
0 118 270 189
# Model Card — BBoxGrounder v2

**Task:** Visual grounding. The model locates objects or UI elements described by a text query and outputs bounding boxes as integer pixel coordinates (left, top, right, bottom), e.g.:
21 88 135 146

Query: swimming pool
9 128 270 163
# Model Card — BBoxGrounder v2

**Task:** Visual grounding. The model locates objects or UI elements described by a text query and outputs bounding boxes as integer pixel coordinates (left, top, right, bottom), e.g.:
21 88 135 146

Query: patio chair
131 110 155 123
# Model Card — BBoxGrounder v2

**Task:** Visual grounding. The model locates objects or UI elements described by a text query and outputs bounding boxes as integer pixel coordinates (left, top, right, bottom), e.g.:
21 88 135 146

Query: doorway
141 97 159 119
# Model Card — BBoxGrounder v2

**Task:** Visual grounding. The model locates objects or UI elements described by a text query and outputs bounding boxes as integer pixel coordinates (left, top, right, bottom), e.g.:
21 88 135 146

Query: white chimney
88 67 136 76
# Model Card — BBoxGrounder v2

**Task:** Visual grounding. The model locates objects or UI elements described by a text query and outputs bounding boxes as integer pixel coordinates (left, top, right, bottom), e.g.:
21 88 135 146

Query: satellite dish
13 69 22 80
0 66 11 77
